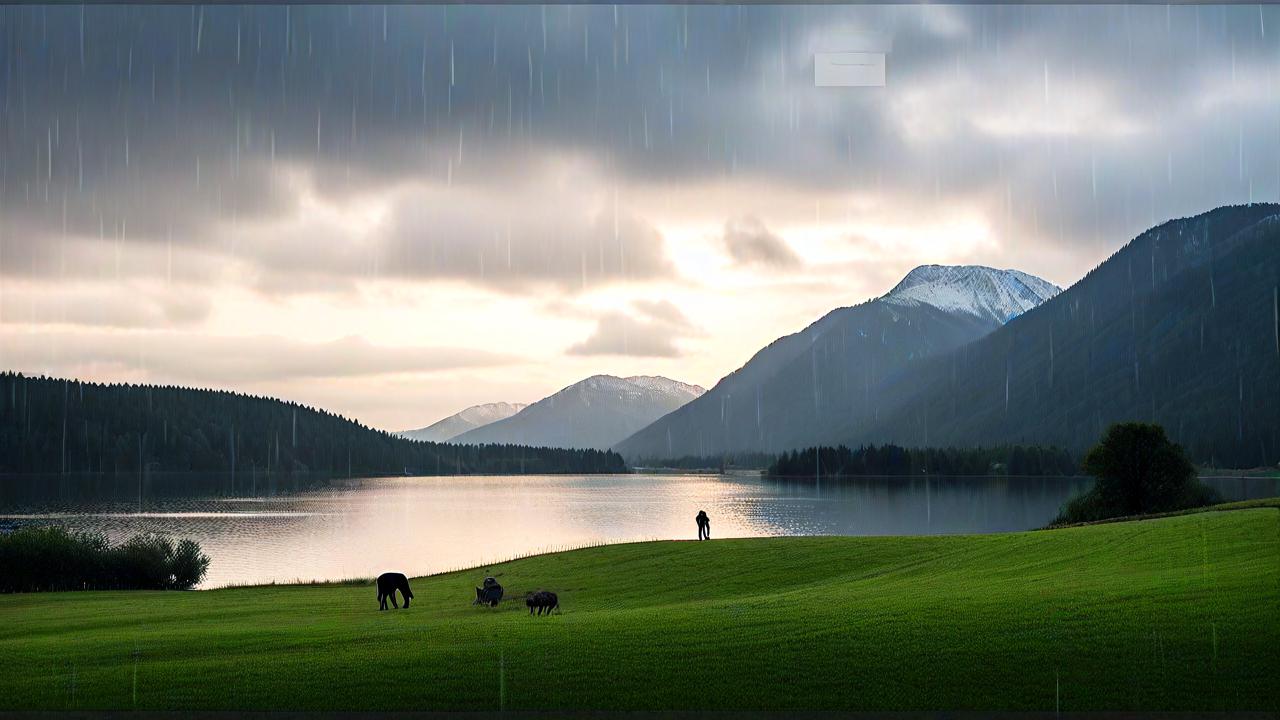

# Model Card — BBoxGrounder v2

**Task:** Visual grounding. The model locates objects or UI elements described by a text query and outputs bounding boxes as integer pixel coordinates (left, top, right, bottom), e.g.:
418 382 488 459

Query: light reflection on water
1 472 1274 588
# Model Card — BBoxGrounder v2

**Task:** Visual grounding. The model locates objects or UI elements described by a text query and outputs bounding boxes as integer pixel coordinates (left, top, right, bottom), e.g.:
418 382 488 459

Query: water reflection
1 472 1274 588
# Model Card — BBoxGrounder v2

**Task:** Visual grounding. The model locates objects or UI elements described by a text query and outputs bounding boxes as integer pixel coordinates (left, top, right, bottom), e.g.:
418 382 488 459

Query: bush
109 534 179 590
170 539 212 590
0 527 210 592
1055 423 1220 524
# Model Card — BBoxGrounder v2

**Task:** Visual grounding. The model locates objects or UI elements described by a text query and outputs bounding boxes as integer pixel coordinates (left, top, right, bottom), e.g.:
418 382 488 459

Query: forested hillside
615 297 999 458
0 374 625 476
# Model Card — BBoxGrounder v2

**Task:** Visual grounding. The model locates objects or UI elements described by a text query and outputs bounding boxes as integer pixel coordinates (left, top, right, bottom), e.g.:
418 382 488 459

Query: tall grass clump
0 526 210 592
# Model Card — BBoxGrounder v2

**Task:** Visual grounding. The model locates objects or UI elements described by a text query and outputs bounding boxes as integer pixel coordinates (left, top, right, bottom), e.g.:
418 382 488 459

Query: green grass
2 506 1277 712
1046 496 1280 528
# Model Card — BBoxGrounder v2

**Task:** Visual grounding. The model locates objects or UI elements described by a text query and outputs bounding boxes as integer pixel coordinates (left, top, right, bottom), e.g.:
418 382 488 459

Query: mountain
397 402 528 443
0 373 625 476
615 266 1060 459
825 204 1280 467
451 375 705 450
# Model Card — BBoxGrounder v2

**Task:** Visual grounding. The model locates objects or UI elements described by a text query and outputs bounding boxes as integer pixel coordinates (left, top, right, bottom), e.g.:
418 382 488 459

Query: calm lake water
2 472 1275 588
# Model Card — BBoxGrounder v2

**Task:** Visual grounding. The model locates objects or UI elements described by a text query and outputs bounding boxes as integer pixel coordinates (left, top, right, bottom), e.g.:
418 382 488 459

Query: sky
1 4 1278 432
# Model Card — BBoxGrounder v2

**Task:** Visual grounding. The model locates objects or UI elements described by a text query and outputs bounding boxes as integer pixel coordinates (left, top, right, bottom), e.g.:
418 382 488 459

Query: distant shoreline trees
0 373 626 477
767 443 1078 478
631 452 776 471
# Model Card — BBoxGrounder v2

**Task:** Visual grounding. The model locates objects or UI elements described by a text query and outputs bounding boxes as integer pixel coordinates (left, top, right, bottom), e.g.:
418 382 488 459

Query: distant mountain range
398 402 528 443
618 204 1280 468
615 266 1060 459
450 375 705 450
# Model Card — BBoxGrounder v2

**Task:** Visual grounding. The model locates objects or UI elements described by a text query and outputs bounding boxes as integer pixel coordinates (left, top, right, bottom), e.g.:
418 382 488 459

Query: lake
2 472 1275 588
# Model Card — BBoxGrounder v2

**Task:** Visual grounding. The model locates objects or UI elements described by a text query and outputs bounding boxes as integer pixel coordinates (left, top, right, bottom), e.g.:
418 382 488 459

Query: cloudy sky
2 4 1277 431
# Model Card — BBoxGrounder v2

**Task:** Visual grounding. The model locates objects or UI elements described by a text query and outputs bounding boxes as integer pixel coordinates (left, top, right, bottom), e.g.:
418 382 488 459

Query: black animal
525 590 559 615
376 572 414 610
473 576 504 607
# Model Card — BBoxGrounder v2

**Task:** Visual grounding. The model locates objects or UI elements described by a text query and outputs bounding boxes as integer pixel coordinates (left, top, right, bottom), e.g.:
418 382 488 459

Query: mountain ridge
398 402 528 443
614 263 1059 459
452 374 705 450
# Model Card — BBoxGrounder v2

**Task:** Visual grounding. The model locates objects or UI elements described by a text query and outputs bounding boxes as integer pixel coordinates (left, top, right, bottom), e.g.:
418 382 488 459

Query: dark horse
525 590 559 615
376 572 414 610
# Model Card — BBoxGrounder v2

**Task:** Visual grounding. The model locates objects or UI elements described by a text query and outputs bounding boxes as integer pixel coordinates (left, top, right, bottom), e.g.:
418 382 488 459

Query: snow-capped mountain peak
622 375 705 400
882 265 1061 325
452 402 529 426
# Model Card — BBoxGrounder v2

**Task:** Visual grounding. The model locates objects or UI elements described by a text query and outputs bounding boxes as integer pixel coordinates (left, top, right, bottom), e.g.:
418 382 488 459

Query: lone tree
1056 423 1219 524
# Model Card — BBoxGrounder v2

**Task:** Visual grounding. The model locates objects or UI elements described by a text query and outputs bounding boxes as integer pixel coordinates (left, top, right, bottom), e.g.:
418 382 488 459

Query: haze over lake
2 473 1275 588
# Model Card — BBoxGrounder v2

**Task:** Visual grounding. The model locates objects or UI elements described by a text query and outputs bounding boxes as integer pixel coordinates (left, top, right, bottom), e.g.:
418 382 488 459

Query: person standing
695 510 711 541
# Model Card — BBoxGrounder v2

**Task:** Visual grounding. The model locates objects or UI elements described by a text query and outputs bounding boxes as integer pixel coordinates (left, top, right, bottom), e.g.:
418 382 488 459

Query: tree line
768 443 1078 478
0 373 626 476
631 452 776 471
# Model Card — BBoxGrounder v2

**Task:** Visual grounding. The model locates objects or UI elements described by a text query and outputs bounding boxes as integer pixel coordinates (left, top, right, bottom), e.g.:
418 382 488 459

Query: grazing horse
525 590 559 615
376 572 414 610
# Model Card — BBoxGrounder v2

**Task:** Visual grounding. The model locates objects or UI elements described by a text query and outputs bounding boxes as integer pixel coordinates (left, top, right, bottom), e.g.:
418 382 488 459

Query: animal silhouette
473 576 504 607
376 572 414 610
525 590 559 615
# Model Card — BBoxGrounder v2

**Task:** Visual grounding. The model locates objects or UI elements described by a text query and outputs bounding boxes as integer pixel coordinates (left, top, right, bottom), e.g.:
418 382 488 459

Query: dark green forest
768 444 1078 478
0 373 625 476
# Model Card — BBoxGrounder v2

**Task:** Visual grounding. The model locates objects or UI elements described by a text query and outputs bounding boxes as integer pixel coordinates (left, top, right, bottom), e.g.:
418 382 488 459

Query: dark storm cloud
2 3 1278 289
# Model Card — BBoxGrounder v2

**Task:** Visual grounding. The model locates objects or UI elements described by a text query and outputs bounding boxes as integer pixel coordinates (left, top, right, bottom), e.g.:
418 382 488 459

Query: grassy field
1 504 1277 712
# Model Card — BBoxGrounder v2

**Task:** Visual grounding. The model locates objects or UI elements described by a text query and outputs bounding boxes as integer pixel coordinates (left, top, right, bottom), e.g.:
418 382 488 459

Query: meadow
1 502 1276 711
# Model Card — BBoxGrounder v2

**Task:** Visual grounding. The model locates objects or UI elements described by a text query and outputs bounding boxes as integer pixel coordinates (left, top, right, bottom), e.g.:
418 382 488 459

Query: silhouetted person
696 510 711 541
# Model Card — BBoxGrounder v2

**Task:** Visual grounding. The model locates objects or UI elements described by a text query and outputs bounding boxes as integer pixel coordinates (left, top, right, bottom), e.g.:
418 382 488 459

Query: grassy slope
1 507 1277 712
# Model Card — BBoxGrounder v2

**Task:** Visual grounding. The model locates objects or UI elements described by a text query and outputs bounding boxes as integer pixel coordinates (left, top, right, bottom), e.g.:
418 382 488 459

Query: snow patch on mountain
882 265 1061 324
454 402 529 426
619 375 705 401
543 375 704 411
